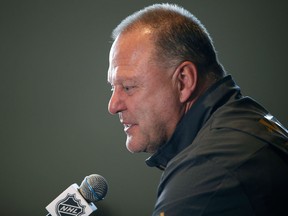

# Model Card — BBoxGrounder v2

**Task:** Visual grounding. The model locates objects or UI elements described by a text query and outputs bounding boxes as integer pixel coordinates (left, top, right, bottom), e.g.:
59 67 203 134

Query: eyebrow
108 70 141 85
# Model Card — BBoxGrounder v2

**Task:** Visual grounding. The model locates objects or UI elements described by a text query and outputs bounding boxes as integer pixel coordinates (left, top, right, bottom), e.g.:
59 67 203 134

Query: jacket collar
145 75 241 170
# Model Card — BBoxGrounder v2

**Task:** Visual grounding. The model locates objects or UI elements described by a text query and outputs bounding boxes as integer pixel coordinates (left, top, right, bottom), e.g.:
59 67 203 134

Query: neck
184 76 216 114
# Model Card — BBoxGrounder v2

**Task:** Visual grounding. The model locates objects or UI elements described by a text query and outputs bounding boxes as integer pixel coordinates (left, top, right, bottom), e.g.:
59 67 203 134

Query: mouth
123 123 133 132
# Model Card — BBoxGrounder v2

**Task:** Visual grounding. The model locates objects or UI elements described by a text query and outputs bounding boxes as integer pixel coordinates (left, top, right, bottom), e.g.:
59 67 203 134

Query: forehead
108 30 156 84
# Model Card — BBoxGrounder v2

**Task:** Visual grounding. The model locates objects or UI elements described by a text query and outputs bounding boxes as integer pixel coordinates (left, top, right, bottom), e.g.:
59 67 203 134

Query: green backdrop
1 0 287 215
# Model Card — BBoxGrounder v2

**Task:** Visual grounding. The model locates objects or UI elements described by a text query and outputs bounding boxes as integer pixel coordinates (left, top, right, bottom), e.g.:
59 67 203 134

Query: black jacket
146 75 288 216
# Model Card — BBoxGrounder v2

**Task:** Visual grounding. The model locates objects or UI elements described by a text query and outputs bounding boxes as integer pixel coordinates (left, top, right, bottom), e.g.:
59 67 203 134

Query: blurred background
1 0 287 215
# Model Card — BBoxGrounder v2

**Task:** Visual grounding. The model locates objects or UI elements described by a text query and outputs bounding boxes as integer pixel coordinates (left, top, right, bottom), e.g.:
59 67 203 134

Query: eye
124 85 134 92
123 85 136 94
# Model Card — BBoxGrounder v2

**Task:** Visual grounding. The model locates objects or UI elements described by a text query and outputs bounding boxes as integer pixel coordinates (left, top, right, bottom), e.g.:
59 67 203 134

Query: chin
126 144 143 153
126 139 145 153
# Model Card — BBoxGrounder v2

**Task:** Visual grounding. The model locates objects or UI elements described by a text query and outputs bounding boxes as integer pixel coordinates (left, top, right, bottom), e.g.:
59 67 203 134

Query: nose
108 88 126 115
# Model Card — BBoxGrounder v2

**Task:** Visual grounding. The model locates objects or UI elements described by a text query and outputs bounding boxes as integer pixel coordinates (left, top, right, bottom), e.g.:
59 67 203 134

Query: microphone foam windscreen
79 174 108 203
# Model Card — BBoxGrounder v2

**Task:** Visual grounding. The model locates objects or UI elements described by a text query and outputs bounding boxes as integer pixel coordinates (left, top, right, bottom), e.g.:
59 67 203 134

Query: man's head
107 4 225 154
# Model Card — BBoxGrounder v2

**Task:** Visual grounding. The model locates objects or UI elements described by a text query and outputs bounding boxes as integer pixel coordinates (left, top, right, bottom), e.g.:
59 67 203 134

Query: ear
174 61 198 103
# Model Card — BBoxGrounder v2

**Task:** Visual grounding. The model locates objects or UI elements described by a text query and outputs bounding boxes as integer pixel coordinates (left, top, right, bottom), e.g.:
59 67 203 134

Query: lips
121 120 136 133
124 123 132 128
119 114 136 133
123 123 134 132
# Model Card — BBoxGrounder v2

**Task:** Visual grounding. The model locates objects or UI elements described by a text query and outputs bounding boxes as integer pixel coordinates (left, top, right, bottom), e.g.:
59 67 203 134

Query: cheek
140 97 176 127
151 92 182 128
133 85 181 126
156 91 180 114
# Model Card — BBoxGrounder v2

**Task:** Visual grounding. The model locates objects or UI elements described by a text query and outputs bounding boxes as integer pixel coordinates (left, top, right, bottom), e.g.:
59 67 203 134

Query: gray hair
112 3 225 79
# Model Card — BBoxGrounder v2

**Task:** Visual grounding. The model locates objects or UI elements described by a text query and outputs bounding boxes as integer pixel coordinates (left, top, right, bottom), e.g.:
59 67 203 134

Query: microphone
46 174 108 216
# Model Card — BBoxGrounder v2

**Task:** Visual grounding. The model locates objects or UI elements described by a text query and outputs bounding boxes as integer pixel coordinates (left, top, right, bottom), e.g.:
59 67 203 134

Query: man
107 3 288 216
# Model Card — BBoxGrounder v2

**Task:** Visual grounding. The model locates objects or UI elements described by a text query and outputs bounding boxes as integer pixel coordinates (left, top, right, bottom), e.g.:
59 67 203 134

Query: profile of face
107 29 185 153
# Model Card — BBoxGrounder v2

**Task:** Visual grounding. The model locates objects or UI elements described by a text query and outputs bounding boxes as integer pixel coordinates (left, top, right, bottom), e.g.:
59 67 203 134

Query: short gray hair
112 3 225 79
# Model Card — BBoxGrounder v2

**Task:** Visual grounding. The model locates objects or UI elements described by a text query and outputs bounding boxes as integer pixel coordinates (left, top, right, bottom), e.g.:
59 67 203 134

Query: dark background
1 0 287 215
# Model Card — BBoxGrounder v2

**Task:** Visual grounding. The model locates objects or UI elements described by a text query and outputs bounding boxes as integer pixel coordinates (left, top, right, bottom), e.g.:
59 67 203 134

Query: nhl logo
56 193 85 216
